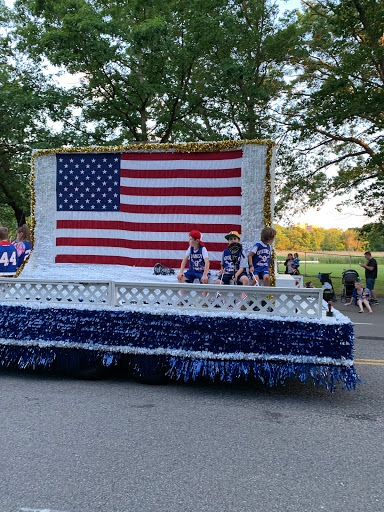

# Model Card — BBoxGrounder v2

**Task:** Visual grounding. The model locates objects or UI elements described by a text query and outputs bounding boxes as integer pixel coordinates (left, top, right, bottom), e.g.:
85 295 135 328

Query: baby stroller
318 272 337 302
341 269 359 303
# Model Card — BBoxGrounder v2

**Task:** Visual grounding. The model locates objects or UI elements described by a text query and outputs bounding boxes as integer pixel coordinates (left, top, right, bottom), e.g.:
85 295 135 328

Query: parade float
0 141 358 390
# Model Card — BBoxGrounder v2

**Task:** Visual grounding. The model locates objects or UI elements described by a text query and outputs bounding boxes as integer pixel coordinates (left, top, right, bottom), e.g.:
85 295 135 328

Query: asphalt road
0 302 383 512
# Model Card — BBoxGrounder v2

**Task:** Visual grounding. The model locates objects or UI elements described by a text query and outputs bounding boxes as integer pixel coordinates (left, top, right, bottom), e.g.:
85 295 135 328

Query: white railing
0 278 112 305
0 278 323 318
276 274 304 288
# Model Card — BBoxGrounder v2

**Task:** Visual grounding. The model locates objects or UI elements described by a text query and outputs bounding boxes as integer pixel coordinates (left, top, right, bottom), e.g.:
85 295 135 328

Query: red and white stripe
55 150 242 269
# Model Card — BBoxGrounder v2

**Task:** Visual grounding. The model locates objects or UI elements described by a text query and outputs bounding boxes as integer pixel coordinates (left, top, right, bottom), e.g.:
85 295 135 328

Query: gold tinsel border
30 139 274 159
263 142 276 286
17 139 275 278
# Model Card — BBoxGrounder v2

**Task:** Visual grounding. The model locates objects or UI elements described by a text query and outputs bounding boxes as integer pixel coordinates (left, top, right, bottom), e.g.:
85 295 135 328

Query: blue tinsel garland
0 304 358 390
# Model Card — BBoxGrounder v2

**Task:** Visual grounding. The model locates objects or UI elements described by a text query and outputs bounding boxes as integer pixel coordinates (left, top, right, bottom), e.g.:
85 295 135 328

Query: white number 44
0 251 17 266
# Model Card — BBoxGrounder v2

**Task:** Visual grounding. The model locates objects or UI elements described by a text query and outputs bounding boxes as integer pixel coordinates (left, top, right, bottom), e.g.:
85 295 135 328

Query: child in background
291 252 300 274
214 231 249 286
0 227 18 275
14 224 32 268
248 227 276 287
177 230 210 284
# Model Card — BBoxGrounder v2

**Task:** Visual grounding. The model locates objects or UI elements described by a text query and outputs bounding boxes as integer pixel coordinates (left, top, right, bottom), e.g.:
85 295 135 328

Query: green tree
276 0 384 220
321 228 345 251
275 224 291 250
2 0 299 225
202 0 296 140
12 0 295 143
298 229 312 250
0 3 84 226
284 226 305 250
12 0 223 143
341 228 364 251
310 228 326 251
357 222 384 251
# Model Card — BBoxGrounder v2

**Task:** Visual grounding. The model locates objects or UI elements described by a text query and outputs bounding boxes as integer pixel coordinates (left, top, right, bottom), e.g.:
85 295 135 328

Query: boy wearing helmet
214 231 249 286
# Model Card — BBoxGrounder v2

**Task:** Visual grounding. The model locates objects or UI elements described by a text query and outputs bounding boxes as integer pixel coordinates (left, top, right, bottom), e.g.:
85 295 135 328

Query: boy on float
177 230 210 284
214 231 249 286
248 227 276 287
0 227 18 275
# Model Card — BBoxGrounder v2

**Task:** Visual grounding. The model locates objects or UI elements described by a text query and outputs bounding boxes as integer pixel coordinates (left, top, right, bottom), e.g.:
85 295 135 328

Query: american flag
55 150 242 269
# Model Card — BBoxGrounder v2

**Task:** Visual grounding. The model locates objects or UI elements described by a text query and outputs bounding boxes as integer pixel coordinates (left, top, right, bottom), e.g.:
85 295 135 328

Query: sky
3 0 373 229
275 0 370 229
284 198 368 230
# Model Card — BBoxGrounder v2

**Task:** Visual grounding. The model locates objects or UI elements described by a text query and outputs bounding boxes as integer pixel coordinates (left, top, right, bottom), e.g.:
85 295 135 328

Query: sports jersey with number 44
0 242 18 273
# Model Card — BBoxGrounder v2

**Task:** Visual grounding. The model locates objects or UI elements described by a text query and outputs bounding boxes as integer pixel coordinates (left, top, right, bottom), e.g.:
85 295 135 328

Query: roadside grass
276 251 384 266
278 261 383 297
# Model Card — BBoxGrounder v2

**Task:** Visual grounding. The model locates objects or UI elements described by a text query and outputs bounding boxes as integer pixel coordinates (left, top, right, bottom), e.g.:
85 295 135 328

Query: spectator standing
284 253 294 274
359 251 378 304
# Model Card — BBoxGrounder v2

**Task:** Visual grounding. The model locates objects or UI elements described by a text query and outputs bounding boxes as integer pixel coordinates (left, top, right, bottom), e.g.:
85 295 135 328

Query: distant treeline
275 223 384 252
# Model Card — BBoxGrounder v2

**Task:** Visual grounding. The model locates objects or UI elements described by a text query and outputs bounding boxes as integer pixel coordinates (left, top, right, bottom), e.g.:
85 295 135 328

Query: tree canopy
1 6 50 224
276 0 384 220
274 224 366 252
0 0 383 232
11 0 293 143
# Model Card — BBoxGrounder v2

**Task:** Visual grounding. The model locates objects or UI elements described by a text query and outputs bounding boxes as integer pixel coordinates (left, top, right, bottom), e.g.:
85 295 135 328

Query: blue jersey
222 248 247 274
0 242 18 273
356 287 371 301
250 241 272 271
16 240 32 266
293 257 300 267
188 246 208 273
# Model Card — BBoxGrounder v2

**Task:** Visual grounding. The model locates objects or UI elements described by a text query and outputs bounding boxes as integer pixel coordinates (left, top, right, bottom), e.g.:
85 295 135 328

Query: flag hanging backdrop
55 150 243 269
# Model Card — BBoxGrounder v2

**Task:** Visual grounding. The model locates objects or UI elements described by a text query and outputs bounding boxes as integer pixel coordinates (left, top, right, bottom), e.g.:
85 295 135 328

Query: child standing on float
177 230 210 284
248 227 276 286
14 224 32 268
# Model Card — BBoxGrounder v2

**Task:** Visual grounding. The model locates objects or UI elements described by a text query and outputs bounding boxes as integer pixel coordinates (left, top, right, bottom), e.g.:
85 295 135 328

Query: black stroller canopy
318 272 333 284
342 269 359 283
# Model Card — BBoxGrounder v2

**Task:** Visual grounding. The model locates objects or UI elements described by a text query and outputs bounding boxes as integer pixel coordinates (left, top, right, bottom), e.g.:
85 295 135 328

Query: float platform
0 276 358 391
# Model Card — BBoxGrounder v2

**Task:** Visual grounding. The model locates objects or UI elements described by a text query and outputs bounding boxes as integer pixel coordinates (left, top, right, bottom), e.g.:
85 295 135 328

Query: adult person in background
284 253 294 274
0 227 18 275
359 251 378 305
14 224 32 268
345 277 361 307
